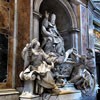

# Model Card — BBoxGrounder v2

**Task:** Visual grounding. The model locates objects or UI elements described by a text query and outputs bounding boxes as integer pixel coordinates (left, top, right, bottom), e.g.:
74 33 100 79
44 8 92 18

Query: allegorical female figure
20 39 61 94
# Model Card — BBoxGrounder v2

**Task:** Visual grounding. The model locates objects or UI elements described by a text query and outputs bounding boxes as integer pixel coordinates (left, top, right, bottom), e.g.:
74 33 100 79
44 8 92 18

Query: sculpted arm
22 44 30 60
22 44 32 69
73 52 81 58
41 50 57 63
42 26 53 37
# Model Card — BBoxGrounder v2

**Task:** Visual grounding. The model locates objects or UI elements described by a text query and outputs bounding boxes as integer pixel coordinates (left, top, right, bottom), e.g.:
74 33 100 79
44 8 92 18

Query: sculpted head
31 38 40 49
50 14 56 25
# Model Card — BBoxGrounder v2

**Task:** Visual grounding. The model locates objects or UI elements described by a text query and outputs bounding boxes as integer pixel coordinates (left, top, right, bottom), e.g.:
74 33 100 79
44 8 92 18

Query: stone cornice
33 10 42 18
0 89 19 96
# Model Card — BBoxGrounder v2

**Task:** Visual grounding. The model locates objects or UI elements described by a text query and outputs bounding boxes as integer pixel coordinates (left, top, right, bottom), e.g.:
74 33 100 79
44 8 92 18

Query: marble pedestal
20 92 81 100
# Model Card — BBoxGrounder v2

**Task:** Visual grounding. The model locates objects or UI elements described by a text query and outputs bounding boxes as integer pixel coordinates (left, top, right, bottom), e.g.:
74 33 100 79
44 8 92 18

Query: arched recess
33 0 78 50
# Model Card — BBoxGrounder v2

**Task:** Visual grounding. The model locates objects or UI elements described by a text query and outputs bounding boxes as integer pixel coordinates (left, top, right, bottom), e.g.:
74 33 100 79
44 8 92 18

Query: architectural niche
31 0 79 50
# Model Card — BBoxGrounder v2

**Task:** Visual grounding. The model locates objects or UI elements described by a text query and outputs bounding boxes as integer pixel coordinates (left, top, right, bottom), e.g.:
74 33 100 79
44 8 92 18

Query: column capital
33 10 42 18
68 28 80 33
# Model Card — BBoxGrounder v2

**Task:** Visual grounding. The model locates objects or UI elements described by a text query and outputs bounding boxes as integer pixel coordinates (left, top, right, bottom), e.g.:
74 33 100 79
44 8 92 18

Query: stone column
69 28 79 51
71 0 96 74
13 0 18 88
70 0 88 54
30 0 43 41
88 8 96 75
32 11 41 40
30 0 34 41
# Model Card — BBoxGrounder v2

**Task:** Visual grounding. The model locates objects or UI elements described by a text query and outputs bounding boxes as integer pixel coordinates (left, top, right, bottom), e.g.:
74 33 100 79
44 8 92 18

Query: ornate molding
33 10 42 18
68 28 80 33
60 28 80 34
0 89 19 96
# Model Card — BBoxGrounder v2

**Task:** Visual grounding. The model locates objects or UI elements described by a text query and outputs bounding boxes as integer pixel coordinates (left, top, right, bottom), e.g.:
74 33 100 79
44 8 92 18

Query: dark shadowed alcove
39 0 73 50
0 33 8 82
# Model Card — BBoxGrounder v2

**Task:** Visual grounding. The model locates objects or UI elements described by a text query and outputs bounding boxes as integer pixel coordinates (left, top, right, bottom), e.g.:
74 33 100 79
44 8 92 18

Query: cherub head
31 38 40 50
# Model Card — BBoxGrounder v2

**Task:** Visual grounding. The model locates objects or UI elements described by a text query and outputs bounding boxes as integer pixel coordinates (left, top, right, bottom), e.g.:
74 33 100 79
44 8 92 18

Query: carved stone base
20 84 81 100
20 92 81 100
45 93 81 100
